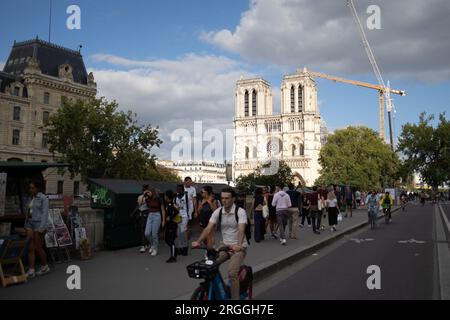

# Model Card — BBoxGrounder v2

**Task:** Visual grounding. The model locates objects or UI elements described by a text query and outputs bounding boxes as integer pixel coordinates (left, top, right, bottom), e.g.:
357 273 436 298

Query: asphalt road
256 202 447 299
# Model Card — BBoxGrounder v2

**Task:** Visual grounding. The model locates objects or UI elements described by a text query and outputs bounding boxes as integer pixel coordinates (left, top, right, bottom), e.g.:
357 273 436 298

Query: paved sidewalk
0 207 399 300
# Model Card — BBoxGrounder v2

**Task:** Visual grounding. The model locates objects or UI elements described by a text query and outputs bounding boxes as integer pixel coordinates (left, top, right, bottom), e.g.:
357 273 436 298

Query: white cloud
89 54 256 161
201 0 450 81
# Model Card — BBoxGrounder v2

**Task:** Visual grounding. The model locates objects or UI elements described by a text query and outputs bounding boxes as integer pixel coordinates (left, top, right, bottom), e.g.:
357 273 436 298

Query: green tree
235 160 294 194
316 126 399 190
47 97 163 182
397 112 450 192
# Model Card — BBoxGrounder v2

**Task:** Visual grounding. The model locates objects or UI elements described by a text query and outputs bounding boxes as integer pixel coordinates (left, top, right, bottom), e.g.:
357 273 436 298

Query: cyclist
192 187 248 300
380 191 393 223
366 190 379 228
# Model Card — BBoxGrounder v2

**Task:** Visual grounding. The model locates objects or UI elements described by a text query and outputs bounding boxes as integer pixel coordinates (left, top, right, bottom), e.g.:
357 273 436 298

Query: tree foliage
46 97 169 182
235 160 294 194
316 126 399 191
397 112 450 191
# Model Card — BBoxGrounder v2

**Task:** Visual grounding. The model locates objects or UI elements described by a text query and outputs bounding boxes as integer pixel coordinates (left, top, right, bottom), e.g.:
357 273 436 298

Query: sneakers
140 246 146 253
166 257 176 263
36 265 50 276
26 269 35 279
280 239 287 245
271 233 278 240
307 224 312 228
150 249 158 256
299 223 304 228
331 226 337 232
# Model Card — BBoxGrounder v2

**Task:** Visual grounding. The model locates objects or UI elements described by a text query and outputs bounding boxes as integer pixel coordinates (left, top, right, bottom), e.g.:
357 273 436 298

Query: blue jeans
145 212 161 250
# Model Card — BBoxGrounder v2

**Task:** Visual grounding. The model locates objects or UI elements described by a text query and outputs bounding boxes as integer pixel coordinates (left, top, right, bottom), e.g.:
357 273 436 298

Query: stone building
0 38 97 195
233 68 323 186
158 160 227 184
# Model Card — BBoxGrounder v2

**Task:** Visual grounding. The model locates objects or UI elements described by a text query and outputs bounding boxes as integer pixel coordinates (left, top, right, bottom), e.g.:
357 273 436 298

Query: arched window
252 90 257 116
245 146 249 160
291 145 296 157
299 143 304 156
290 86 295 113
244 91 249 117
298 85 303 112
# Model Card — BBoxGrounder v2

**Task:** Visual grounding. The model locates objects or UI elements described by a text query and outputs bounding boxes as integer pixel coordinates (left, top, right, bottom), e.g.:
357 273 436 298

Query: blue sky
1 0 449 161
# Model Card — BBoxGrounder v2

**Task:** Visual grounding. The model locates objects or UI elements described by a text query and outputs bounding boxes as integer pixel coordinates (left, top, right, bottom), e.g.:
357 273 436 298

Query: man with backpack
192 187 249 300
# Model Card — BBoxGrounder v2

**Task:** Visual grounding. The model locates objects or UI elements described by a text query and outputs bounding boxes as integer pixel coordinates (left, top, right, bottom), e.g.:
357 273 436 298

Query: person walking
198 186 218 248
318 185 328 230
164 190 180 263
326 190 340 231
299 189 311 228
307 186 321 234
344 186 354 218
145 188 165 256
136 184 151 253
252 187 265 242
175 184 189 256
355 190 362 209
24 180 50 278
272 184 291 245
266 186 279 240
286 184 300 239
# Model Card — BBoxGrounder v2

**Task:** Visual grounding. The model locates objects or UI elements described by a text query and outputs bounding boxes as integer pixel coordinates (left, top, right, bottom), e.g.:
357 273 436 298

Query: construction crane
346 0 400 150
299 68 406 141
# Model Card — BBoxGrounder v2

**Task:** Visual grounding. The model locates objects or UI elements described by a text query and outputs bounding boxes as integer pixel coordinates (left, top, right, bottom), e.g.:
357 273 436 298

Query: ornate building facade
0 38 97 195
158 160 227 184
233 68 322 186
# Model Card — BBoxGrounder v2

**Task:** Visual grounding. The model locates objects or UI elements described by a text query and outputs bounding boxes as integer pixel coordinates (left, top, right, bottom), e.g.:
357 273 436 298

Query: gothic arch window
290 86 295 113
244 90 249 117
298 85 303 112
252 90 257 116
245 146 249 160
299 143 304 156
291 145 296 157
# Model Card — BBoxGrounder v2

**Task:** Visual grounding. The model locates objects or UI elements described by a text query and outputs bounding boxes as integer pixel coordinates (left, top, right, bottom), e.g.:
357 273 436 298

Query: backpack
218 206 252 245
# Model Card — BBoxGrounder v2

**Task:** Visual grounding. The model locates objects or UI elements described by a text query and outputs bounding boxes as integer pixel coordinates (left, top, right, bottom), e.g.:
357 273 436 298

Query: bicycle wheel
191 286 209 300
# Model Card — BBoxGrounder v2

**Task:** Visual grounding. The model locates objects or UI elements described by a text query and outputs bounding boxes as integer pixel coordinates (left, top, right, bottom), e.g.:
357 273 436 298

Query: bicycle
382 204 391 224
368 208 377 229
187 246 253 300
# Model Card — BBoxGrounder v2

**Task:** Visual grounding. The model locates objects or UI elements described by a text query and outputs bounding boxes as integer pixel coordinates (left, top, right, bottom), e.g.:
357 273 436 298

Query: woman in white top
326 190 340 231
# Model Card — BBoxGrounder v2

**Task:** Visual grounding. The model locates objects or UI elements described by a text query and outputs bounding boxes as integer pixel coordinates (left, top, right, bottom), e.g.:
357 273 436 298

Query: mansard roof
3 38 88 85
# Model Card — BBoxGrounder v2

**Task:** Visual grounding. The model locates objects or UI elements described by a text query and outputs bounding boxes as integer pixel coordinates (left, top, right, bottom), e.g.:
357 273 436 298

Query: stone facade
158 160 227 184
233 68 322 186
0 39 97 195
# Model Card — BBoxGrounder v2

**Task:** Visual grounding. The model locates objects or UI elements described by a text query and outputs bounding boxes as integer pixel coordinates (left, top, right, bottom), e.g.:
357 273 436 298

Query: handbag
262 205 269 219
337 213 343 222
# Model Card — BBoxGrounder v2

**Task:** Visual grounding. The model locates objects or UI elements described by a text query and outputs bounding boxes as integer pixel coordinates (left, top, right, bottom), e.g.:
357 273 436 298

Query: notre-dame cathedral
233 68 324 187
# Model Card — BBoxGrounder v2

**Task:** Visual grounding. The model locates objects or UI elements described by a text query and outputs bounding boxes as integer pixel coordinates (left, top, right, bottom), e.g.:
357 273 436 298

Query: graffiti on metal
92 186 112 207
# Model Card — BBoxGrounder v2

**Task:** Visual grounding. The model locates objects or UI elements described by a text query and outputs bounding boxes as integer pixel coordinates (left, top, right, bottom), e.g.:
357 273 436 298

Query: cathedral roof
3 38 88 85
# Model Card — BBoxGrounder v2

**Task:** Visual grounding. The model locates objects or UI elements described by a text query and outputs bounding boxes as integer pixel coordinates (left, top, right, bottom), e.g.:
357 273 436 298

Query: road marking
398 239 426 244
349 238 375 244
